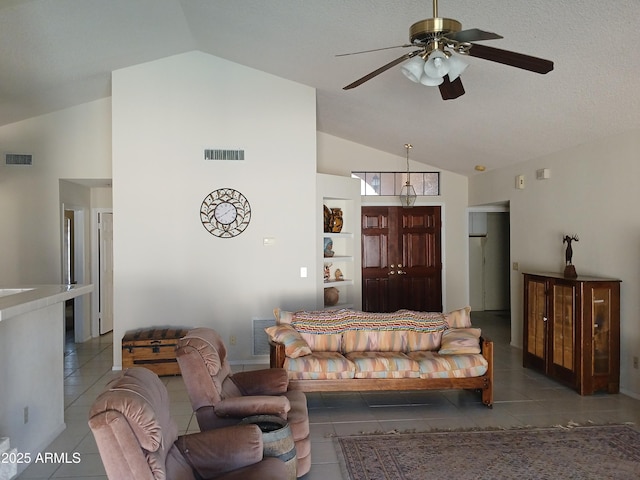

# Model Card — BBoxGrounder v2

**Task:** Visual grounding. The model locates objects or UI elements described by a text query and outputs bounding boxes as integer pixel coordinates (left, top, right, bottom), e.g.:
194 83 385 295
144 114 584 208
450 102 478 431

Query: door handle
389 263 406 275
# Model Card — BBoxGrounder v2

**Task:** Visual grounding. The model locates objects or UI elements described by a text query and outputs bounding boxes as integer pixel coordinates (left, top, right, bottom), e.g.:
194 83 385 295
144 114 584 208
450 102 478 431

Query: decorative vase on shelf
324 263 332 282
324 287 339 307
330 208 343 233
323 237 334 257
323 205 332 233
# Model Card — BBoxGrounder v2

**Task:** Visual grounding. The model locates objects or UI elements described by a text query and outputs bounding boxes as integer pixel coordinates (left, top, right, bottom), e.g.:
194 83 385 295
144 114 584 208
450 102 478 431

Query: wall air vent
252 318 275 356
204 149 245 161
5 154 32 165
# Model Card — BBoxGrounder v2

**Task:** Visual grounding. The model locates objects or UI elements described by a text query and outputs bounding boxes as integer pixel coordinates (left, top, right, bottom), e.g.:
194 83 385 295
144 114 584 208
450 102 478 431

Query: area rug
336 425 640 480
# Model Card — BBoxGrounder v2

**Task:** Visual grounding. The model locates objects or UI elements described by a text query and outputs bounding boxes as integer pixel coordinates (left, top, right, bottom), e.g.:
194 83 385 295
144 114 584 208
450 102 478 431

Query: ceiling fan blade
439 75 465 100
343 50 422 90
336 44 412 57
468 43 554 74
447 28 503 43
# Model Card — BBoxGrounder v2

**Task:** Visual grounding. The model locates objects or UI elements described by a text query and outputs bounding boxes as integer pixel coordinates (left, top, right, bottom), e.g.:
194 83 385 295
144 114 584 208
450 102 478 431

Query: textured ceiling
1 0 638 176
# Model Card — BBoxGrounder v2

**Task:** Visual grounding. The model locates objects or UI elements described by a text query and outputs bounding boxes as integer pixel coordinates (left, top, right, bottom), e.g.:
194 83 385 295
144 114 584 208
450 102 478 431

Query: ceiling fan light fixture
446 55 469 81
423 50 450 78
420 74 444 86
341 0 554 97
401 56 426 83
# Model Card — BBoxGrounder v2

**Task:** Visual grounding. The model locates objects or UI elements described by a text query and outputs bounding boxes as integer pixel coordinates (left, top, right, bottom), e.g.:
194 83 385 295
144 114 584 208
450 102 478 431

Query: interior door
99 212 114 334
361 206 442 312
63 210 76 332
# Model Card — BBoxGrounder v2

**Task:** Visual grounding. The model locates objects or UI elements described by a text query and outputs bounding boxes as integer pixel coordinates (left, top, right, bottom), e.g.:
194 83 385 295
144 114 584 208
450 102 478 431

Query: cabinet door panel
552 284 575 371
592 287 611 375
525 279 546 360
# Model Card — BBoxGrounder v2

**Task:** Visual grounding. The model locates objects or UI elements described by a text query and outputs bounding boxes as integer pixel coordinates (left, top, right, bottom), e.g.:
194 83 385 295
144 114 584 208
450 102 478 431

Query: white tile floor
17 311 640 479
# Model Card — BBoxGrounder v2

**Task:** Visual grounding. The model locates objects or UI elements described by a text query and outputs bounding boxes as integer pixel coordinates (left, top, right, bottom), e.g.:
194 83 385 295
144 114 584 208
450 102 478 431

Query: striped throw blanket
291 309 447 334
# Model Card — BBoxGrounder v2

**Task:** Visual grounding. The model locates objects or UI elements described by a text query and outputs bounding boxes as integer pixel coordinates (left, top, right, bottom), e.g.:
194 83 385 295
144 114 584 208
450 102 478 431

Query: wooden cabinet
523 272 621 395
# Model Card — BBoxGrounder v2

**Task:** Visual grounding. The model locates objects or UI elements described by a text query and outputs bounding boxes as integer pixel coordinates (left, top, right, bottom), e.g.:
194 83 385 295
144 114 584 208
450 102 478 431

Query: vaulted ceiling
1 0 638 175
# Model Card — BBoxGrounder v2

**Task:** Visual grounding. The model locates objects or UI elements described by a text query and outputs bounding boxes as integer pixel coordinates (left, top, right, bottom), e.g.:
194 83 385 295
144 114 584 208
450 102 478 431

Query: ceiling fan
340 0 554 100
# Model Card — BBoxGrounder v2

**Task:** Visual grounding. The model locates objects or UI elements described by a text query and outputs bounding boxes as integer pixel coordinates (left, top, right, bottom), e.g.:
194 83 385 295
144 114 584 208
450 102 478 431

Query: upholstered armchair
176 327 311 477
88 367 288 480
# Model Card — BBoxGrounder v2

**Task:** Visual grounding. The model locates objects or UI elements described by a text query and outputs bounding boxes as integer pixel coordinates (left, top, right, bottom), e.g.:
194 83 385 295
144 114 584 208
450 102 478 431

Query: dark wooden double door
361 206 442 312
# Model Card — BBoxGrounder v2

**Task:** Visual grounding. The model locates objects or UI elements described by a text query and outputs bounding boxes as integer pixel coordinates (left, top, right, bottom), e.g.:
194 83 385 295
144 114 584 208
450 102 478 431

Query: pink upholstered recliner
176 327 311 477
88 367 288 480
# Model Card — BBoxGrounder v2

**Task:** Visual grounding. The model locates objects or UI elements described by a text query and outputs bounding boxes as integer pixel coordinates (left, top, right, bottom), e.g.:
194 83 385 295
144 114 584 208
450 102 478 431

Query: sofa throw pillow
445 306 472 328
265 325 312 358
438 328 482 354
273 307 295 325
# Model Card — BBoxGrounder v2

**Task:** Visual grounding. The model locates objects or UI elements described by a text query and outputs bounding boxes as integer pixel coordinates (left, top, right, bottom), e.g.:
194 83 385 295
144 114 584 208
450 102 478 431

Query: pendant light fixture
399 143 417 208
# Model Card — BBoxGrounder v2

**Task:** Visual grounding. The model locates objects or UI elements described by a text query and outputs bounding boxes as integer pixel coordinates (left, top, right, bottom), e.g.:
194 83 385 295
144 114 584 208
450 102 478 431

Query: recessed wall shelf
318 174 362 311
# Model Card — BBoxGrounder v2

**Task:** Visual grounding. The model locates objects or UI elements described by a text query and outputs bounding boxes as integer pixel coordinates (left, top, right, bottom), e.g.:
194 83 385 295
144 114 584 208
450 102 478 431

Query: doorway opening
468 206 511 335
62 206 86 343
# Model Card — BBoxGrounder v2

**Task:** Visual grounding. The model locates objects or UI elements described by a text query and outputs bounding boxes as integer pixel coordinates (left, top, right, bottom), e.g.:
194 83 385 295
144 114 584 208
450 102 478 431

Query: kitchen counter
0 284 93 476
0 284 93 321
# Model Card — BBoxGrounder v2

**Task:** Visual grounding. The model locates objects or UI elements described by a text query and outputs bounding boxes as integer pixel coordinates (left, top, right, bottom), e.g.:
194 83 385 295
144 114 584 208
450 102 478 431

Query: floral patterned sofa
266 307 493 407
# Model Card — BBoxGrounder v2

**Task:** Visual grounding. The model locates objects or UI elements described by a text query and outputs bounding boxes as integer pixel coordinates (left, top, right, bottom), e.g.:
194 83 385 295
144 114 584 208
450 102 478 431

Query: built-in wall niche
317 174 362 311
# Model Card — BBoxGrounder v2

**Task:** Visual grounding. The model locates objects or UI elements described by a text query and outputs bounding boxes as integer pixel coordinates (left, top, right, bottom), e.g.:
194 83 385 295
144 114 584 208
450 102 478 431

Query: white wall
111 52 318 366
469 130 640 398
317 132 470 312
91 186 113 209
0 99 112 285
0 303 66 473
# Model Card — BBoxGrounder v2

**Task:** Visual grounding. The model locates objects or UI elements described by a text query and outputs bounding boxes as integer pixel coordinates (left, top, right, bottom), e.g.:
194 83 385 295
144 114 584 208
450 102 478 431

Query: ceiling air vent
204 149 245 161
5 153 33 165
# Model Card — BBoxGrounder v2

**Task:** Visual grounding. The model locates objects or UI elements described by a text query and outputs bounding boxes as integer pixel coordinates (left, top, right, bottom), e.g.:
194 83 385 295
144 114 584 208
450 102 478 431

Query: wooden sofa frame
269 337 494 408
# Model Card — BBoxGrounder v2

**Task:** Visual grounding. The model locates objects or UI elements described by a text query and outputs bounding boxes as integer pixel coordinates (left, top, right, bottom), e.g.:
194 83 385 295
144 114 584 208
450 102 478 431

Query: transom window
352 172 440 196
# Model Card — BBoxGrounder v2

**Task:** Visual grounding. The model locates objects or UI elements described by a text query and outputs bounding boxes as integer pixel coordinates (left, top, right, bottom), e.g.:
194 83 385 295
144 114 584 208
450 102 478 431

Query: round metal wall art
200 188 251 238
